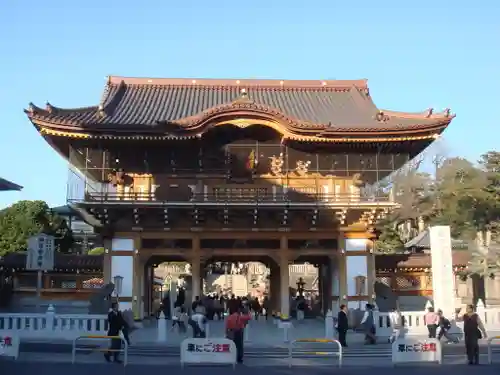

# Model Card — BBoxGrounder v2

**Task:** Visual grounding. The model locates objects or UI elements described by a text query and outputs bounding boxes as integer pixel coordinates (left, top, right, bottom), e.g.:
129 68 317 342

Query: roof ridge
107 75 368 89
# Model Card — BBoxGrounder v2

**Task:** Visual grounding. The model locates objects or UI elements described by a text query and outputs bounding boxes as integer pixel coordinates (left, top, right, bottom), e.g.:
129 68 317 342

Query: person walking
225 306 251 364
104 302 127 363
461 304 487 365
437 309 458 344
424 307 439 338
388 308 403 343
189 309 207 338
336 304 349 347
360 304 376 345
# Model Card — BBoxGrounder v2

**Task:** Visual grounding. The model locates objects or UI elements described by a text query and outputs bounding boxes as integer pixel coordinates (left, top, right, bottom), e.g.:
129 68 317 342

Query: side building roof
25 76 454 143
0 177 22 191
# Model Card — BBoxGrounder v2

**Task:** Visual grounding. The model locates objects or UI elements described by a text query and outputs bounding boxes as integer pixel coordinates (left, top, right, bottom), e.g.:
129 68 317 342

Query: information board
180 338 237 368
0 335 20 360
391 338 442 365
26 234 55 271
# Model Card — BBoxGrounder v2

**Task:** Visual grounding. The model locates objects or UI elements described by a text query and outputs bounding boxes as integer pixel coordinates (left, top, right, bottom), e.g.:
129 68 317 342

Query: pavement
1 360 500 374
6 320 500 368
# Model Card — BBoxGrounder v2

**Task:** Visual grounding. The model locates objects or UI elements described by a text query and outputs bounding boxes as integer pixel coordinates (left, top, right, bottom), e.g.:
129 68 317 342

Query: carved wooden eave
34 122 443 144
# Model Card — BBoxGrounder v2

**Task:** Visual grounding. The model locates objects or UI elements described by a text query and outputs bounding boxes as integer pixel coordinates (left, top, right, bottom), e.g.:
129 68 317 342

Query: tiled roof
376 252 470 270
0 252 102 270
0 177 22 191
405 230 468 249
25 76 454 137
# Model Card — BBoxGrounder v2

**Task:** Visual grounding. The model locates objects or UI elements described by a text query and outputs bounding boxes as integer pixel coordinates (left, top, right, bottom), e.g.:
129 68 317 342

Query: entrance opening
143 254 330 319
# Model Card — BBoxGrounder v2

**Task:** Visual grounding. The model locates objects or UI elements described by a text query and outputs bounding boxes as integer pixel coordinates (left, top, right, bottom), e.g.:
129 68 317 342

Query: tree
468 232 500 278
87 247 105 255
0 200 74 256
479 151 500 237
429 157 488 239
373 155 435 252
373 222 405 254
373 147 499 252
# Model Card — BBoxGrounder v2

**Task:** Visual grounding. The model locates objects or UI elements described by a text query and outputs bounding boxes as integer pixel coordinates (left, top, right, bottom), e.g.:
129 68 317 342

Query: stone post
325 309 334 338
45 304 55 332
157 311 167 342
429 226 455 318
476 299 486 323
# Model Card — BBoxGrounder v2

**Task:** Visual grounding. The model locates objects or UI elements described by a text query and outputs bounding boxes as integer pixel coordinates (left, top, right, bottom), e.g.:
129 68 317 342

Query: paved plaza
2 361 500 375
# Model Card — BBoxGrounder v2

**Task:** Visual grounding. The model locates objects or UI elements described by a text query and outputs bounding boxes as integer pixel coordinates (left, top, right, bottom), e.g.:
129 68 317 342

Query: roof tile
26 76 453 135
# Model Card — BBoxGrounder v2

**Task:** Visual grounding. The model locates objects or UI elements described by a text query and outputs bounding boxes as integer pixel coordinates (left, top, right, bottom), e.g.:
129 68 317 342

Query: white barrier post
244 324 250 342
157 311 167 342
205 322 210 338
487 336 500 364
45 304 56 332
283 325 289 343
325 309 334 339
288 338 342 368
72 335 128 366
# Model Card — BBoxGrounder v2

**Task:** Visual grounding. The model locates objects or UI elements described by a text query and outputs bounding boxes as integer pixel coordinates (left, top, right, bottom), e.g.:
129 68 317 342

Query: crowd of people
181 294 257 363
336 303 487 365
103 294 489 366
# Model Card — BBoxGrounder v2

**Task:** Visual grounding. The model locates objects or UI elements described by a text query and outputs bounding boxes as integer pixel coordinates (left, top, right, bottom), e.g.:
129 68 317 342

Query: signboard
180 338 237 368
391 338 442 365
0 335 20 360
26 234 55 271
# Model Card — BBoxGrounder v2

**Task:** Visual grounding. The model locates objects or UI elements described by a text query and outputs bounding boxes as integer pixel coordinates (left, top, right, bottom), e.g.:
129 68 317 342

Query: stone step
21 341 500 358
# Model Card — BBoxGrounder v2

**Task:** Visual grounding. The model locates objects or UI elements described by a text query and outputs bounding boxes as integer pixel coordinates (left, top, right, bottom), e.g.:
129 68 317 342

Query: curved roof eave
26 110 452 139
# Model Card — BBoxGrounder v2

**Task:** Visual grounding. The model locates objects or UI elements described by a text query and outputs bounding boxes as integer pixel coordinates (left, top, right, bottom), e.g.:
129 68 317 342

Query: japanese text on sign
181 338 237 368
0 335 20 359
398 342 437 353
186 343 231 353
391 338 441 365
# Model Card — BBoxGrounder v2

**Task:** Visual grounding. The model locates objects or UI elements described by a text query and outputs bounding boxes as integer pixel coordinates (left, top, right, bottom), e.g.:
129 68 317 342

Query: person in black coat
337 304 349 347
104 302 127 363
461 304 487 365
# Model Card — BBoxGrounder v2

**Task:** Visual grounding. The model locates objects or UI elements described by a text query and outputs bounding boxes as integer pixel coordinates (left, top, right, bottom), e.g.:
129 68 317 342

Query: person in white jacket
388 309 403 343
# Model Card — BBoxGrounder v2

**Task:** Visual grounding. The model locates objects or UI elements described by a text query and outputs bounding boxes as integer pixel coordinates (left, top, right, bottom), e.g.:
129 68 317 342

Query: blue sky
0 1 498 209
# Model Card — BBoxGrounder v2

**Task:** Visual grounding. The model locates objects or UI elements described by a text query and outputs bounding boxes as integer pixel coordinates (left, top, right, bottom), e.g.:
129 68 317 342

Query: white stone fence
373 303 500 337
323 302 500 338
0 306 107 340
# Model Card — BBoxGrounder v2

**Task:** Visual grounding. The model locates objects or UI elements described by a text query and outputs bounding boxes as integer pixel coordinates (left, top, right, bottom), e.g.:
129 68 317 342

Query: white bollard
46 304 56 332
205 322 210 338
157 312 167 342
325 309 334 338
244 322 250 342
283 325 290 343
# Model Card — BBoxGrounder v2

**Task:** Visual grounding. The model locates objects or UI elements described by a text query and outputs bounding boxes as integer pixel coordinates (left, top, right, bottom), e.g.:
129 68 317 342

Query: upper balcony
68 170 395 209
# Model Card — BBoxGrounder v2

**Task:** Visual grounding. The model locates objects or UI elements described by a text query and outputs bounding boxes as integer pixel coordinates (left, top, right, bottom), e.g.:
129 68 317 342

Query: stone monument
429 226 455 317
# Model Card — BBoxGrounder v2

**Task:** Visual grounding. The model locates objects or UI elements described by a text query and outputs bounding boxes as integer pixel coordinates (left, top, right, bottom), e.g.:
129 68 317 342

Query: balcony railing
70 191 393 205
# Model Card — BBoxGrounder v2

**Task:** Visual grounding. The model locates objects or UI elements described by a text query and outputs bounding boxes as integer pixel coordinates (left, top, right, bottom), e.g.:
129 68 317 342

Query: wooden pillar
279 236 290 317
191 236 201 301
337 232 347 307
132 236 141 319
42 273 50 289
103 239 112 283
367 239 376 304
